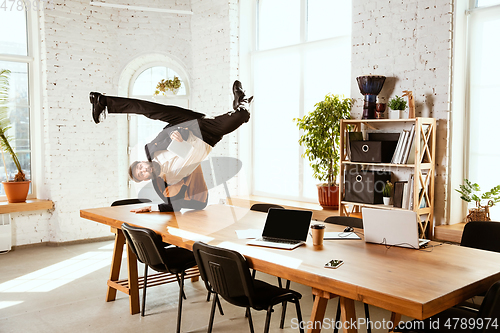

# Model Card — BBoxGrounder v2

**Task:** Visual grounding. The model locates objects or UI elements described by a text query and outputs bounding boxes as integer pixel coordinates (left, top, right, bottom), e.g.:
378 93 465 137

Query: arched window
122 58 191 197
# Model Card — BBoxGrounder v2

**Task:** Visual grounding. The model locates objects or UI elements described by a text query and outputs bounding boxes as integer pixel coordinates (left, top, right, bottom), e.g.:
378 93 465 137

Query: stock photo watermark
1 0 54 11
290 317 499 331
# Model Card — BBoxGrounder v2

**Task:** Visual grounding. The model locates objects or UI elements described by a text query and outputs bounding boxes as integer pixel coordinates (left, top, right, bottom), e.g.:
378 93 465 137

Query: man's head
128 161 161 182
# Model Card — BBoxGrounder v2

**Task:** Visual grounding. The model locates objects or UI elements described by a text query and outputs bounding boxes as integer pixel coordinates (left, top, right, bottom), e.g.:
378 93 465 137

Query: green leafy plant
383 181 393 197
455 179 500 206
154 76 182 95
388 95 407 110
294 94 352 186
0 69 26 182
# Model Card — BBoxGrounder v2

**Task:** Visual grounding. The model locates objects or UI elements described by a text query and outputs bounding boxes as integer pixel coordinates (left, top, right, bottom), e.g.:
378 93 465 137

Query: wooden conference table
80 204 500 333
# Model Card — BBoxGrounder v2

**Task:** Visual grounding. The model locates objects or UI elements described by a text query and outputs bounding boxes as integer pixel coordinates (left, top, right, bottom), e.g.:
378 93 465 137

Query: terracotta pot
317 184 339 209
2 181 31 203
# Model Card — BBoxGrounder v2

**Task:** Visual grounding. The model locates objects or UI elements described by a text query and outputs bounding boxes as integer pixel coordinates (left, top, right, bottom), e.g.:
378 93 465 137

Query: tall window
0 8 33 197
467 0 500 217
127 64 190 196
251 0 351 201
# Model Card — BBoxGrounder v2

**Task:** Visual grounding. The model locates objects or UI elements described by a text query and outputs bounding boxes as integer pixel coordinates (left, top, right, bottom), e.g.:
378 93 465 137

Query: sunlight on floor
0 301 23 310
0 251 112 293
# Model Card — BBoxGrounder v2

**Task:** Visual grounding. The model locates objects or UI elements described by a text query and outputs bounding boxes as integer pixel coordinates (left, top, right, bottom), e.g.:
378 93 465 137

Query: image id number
445 318 498 330
1 0 54 11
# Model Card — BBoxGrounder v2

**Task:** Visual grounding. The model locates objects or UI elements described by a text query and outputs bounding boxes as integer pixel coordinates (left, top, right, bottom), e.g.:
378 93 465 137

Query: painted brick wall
191 0 241 204
12 0 195 246
351 0 452 225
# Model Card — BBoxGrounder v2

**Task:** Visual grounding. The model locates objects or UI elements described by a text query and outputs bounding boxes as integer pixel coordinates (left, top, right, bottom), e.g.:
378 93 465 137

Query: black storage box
344 169 392 204
350 140 398 163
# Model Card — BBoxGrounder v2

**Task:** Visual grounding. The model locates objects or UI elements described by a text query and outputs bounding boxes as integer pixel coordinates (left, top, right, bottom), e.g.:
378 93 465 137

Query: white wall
350 0 453 226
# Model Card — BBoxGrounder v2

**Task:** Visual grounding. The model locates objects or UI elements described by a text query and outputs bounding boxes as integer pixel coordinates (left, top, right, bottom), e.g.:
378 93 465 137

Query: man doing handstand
90 80 252 212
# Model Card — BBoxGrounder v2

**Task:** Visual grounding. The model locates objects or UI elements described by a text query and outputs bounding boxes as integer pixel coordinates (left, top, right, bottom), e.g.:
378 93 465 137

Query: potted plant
0 69 30 203
387 95 407 119
294 94 352 209
382 181 393 205
154 76 182 96
456 179 500 222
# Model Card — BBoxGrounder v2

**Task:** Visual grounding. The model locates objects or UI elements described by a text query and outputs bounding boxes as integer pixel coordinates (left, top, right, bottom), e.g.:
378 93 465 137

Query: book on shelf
406 174 414 210
401 125 415 164
393 181 407 208
391 130 407 164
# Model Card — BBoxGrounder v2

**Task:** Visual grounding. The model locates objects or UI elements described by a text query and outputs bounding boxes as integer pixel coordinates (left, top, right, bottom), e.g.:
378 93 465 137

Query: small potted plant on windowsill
383 181 393 205
456 179 500 222
294 94 352 209
154 76 182 96
388 95 407 119
0 69 30 203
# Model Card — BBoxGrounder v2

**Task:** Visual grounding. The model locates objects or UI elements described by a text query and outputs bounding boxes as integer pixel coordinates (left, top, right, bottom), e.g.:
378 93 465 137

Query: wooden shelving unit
339 118 436 238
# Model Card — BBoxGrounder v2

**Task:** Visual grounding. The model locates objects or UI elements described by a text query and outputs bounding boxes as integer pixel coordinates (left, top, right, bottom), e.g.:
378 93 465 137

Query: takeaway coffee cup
311 223 326 246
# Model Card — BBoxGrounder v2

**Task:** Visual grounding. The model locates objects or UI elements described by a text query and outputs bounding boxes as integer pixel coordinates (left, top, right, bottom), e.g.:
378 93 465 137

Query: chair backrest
121 223 168 272
192 242 257 308
324 216 364 229
111 198 152 206
250 203 284 213
477 280 500 332
460 221 500 253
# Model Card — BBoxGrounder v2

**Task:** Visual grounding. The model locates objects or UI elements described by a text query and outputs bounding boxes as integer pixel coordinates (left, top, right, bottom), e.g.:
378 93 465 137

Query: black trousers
106 96 250 147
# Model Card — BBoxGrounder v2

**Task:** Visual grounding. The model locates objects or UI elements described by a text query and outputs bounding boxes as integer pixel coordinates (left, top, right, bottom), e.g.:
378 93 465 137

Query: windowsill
0 199 54 214
434 223 465 243
228 195 357 221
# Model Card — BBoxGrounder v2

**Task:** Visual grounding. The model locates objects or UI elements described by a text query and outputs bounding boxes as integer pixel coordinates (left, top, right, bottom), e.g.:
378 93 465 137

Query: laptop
247 208 313 250
362 208 430 249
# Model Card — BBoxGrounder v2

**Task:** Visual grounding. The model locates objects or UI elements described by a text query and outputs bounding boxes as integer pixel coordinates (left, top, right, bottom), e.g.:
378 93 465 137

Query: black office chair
458 221 500 309
324 215 370 333
398 279 500 332
249 203 291 327
324 215 364 229
250 203 285 213
461 221 500 252
192 241 304 333
121 223 197 333
111 198 152 206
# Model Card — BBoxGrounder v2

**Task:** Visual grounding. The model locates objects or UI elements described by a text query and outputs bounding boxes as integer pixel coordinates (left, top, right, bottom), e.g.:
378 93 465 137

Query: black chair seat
155 246 197 274
230 280 302 310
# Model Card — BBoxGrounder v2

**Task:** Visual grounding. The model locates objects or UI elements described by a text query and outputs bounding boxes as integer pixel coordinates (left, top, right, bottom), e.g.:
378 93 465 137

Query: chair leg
246 307 255 333
175 273 187 300
277 277 282 288
215 292 224 316
334 298 341 333
176 271 186 333
280 279 291 328
264 305 273 333
207 290 211 302
364 303 371 333
294 299 304 333
251 269 256 279
207 293 218 333
141 265 148 317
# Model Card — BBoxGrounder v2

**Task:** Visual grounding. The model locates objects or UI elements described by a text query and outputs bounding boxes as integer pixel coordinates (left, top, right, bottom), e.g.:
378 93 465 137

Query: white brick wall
351 0 453 225
12 0 455 245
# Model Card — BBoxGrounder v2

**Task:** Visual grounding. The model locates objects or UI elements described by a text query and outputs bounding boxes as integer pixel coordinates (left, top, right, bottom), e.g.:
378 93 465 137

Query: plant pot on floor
317 184 339 209
2 181 30 203
383 197 391 205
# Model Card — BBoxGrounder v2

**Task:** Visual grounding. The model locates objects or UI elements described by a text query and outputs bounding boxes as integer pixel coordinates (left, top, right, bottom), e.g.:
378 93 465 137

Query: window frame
0 8 41 200
239 0 352 203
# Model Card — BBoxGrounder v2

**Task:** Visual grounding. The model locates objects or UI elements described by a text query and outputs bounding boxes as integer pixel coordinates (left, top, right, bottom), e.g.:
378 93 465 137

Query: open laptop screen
262 208 313 241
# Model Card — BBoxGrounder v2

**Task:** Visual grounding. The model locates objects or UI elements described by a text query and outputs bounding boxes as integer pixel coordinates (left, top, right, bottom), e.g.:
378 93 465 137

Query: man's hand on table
130 206 152 213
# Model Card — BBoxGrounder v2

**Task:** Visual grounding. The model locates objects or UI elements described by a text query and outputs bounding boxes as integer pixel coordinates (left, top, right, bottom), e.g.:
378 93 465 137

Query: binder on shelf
391 131 406 164
393 181 407 208
402 125 415 164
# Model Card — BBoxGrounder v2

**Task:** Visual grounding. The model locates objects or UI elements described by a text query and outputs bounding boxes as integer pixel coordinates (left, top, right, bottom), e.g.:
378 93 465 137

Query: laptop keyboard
259 236 301 245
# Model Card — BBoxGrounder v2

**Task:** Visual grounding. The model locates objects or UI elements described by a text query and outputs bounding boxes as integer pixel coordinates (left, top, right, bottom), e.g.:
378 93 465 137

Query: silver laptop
362 208 430 249
247 208 313 250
